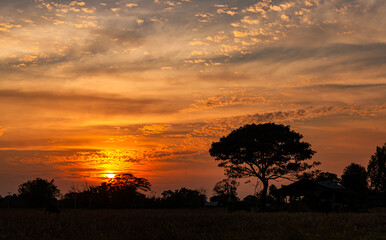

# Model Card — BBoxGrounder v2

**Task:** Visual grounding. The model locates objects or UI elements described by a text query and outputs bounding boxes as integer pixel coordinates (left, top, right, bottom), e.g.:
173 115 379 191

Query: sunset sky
0 0 385 197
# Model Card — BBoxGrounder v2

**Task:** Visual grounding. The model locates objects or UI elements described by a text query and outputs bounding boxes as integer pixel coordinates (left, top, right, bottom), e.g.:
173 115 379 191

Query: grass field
0 209 385 240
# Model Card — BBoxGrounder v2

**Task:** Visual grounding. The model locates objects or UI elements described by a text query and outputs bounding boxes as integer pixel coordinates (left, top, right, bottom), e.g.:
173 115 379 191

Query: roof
317 180 346 190
204 201 219 207
277 179 350 196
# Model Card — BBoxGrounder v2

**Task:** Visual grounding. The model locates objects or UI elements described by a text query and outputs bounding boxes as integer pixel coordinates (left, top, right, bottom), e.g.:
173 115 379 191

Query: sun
105 173 116 179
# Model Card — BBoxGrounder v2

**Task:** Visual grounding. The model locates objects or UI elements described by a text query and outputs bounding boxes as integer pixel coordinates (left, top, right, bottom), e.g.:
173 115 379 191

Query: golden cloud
138 124 172 135
181 89 267 113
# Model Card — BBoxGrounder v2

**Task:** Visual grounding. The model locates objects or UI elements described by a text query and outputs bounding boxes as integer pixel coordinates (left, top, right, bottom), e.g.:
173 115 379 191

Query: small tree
367 143 386 193
341 163 368 193
209 123 317 209
161 188 206 208
210 179 239 205
18 178 60 208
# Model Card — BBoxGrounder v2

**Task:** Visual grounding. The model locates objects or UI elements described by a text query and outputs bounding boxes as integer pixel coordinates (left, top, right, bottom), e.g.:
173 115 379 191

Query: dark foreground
0 209 385 240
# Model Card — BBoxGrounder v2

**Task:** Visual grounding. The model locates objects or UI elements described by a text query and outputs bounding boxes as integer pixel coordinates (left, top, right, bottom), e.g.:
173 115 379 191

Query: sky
0 0 385 197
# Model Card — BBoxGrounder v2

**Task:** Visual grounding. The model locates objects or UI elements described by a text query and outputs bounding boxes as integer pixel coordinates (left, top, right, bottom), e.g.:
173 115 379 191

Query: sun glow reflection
69 149 145 182
94 149 140 181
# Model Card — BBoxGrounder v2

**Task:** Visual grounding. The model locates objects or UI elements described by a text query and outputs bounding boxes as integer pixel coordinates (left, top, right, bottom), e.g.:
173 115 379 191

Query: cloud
210 43 386 66
0 89 179 116
181 89 267 112
187 105 386 139
0 149 143 183
138 124 172 135
0 88 190 130
307 83 386 90
1 0 384 83
190 43 386 86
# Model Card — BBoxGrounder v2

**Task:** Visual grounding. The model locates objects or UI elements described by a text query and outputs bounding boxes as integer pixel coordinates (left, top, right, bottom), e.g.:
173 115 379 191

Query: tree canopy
18 178 60 208
210 179 239 204
209 123 317 208
297 170 340 182
341 163 368 193
367 143 386 193
161 188 206 208
108 173 151 192
62 173 151 209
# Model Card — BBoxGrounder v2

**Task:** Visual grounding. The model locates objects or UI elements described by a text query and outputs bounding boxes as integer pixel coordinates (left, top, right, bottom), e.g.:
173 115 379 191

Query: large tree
209 123 317 209
108 173 151 208
341 163 368 193
367 143 386 193
18 178 60 208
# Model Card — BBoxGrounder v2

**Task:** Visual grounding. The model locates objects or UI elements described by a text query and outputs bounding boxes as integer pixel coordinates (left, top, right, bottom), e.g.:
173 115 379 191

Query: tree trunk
261 180 269 211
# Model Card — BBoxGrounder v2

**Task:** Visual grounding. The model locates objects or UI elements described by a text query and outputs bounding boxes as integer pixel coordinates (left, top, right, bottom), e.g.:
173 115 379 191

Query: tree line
0 123 385 210
0 175 207 209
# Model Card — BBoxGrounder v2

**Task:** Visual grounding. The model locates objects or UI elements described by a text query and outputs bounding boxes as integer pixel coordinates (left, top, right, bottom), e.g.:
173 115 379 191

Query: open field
0 209 385 240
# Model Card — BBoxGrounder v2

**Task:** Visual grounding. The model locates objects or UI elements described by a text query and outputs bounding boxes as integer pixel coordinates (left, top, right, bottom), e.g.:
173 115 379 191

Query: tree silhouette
341 163 368 193
268 184 283 204
209 123 317 209
210 179 239 205
297 170 340 182
161 188 206 208
61 173 151 209
18 178 60 208
108 173 151 192
96 173 151 208
367 143 386 193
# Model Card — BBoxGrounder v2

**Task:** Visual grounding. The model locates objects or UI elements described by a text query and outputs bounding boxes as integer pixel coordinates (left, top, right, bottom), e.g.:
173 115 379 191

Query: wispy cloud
181 89 267 112
0 89 179 116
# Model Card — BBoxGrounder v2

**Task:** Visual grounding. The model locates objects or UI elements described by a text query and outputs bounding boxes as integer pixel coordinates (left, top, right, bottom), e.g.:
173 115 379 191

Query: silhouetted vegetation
61 173 153 209
160 188 206 208
341 163 368 193
60 178 207 209
209 123 318 209
368 143 386 193
0 178 60 208
297 170 340 182
18 178 60 208
210 179 239 206
45 204 60 214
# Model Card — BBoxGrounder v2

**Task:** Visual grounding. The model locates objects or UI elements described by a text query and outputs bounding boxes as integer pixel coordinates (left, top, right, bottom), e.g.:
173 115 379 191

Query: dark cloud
186 105 386 139
0 149 98 163
305 83 386 90
0 138 93 149
211 43 386 66
197 70 250 82
0 89 181 116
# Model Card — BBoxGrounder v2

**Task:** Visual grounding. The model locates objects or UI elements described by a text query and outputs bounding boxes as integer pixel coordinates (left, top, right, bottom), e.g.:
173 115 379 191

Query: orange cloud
181 89 267 112
138 124 172 135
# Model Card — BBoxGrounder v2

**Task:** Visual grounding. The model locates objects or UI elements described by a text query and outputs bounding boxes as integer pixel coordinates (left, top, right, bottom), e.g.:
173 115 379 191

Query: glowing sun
105 173 116 179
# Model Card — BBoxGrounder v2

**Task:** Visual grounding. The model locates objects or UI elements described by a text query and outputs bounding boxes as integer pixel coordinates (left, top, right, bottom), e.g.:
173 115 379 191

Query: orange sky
0 0 385 197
